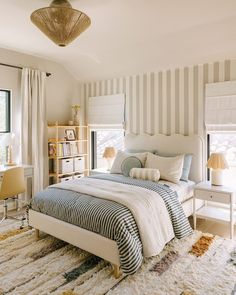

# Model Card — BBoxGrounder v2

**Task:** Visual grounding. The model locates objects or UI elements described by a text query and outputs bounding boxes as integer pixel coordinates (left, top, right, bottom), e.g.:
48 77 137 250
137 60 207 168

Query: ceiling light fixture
31 0 91 47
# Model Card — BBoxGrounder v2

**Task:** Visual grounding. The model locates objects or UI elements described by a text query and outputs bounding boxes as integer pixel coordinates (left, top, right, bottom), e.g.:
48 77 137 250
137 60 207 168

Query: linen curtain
21 68 47 194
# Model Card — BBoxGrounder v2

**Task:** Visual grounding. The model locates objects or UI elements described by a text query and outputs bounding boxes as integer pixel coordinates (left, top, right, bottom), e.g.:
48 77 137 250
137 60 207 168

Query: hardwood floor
189 216 236 240
0 207 26 220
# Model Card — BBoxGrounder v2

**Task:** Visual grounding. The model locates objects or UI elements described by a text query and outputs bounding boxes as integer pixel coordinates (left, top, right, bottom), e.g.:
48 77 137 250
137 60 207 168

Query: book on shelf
48 142 79 157
58 143 63 157
70 142 79 156
48 143 57 157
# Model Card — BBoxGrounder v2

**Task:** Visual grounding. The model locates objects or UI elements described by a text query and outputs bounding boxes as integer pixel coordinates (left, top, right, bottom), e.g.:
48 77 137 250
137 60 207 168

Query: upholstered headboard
125 134 204 183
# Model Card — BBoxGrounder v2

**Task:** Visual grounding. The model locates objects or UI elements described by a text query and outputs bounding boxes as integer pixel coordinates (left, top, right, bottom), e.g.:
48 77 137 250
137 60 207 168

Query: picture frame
65 129 76 141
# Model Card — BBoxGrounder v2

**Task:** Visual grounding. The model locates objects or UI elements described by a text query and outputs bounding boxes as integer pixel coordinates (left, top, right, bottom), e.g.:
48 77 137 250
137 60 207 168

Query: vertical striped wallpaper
81 60 232 136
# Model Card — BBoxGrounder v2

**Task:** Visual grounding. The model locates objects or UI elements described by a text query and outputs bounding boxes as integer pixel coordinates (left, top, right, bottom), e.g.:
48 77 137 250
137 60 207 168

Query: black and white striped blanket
91 174 193 239
31 174 192 274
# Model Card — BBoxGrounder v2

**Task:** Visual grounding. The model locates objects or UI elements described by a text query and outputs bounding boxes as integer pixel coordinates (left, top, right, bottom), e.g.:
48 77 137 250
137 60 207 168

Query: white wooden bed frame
29 134 204 278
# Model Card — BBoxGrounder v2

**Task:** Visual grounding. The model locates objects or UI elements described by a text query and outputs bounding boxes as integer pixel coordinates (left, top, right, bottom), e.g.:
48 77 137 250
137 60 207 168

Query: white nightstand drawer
194 189 231 204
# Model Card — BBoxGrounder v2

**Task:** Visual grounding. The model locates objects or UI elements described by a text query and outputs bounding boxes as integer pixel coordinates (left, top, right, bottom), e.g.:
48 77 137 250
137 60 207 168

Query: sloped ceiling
0 0 236 82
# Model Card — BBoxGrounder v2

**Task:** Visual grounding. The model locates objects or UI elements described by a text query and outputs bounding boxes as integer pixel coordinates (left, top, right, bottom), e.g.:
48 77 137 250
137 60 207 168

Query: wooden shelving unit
48 124 89 184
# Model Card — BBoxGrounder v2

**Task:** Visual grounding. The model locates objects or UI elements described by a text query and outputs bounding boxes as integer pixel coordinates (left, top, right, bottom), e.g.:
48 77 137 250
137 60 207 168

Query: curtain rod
0 62 52 77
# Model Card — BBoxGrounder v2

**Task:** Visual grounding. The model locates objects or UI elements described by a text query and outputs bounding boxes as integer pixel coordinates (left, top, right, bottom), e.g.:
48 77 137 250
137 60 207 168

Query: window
0 89 11 133
91 130 124 170
209 133 236 184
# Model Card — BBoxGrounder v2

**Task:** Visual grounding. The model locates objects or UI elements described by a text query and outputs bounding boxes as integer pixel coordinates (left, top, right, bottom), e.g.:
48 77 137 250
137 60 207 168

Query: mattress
159 180 195 203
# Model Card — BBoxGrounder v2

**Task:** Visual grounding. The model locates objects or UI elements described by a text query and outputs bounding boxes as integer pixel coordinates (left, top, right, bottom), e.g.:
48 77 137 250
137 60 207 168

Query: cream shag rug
0 219 235 295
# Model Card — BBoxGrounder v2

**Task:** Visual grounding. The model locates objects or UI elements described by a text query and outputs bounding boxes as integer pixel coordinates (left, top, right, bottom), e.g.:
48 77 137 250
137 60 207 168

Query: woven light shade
31 0 91 47
103 147 116 159
207 153 229 170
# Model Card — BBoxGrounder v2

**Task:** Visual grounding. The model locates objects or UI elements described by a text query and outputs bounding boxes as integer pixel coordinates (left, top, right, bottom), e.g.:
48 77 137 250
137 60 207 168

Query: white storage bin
74 156 85 173
58 158 74 174
73 173 84 180
59 176 73 182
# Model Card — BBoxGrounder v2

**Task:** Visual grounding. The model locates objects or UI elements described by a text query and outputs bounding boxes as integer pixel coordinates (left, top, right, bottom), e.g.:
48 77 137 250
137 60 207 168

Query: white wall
0 47 80 163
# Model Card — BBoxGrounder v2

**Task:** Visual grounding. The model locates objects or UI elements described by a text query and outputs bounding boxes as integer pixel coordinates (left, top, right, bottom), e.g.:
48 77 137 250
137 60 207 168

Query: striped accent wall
81 60 233 136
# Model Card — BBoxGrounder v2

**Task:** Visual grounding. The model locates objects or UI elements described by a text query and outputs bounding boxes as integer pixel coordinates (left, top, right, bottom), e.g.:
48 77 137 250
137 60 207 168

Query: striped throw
31 187 142 275
91 174 193 239
130 168 160 182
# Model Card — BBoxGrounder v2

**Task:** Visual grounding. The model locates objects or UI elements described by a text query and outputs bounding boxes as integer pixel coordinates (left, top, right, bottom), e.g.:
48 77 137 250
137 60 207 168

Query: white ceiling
1 0 236 82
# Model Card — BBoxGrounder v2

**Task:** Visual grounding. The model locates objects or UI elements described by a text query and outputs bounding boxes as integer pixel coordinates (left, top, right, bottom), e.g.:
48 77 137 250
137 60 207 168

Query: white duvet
53 178 175 257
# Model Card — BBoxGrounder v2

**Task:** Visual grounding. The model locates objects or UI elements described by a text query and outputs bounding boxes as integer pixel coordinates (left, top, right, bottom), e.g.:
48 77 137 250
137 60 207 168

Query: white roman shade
205 81 236 132
88 93 125 128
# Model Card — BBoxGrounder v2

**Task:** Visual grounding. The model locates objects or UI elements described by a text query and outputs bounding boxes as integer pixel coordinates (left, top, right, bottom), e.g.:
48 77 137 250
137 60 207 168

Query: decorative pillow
121 156 142 177
110 150 147 174
155 152 193 181
181 154 193 181
130 168 160 182
145 153 184 184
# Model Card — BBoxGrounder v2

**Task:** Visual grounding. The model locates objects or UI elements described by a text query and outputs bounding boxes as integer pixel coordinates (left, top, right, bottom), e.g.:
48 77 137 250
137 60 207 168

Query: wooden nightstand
193 181 236 239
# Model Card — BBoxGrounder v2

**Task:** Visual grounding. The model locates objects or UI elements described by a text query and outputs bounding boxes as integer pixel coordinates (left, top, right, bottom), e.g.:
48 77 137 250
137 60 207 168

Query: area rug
0 220 235 295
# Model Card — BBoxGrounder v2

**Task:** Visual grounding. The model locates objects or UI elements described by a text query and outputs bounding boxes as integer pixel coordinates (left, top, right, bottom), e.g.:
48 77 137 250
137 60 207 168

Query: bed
29 134 204 277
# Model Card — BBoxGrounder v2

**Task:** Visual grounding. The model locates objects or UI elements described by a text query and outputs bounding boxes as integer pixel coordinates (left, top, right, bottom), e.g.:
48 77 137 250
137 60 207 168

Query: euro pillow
130 168 160 182
110 150 147 174
145 153 184 184
121 156 142 177
155 152 193 181
180 154 193 181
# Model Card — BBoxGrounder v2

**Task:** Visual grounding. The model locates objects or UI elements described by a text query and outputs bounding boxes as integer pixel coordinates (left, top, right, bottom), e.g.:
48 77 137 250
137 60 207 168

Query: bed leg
112 264 121 279
35 229 40 240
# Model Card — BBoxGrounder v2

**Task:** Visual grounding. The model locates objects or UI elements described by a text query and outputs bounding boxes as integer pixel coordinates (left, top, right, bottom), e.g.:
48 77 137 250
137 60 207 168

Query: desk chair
0 167 26 224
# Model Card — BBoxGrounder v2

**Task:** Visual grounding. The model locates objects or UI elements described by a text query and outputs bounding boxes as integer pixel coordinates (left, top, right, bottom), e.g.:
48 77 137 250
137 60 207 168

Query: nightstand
193 181 236 239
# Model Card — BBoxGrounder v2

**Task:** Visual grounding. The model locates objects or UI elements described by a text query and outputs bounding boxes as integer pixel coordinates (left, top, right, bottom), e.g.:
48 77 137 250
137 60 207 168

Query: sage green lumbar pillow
121 156 142 177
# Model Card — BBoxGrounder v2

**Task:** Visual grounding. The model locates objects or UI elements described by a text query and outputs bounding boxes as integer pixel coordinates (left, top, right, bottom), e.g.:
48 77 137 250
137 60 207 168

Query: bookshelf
48 124 89 184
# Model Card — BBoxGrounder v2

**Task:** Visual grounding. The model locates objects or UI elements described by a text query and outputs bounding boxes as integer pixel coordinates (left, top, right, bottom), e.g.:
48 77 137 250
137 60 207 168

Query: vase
73 110 80 125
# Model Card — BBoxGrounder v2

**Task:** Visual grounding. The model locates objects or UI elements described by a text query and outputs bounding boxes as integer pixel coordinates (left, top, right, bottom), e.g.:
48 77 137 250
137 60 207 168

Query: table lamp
207 153 229 186
103 147 116 171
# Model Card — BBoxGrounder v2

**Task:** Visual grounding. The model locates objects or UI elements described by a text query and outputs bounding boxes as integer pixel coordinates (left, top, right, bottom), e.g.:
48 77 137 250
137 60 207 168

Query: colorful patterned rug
0 219 235 295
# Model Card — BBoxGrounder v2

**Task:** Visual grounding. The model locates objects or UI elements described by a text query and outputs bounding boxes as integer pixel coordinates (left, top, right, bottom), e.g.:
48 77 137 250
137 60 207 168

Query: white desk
0 164 34 199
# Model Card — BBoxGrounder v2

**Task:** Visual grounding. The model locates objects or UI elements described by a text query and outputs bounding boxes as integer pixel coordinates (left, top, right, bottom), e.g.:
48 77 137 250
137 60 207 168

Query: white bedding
53 177 175 257
159 180 195 203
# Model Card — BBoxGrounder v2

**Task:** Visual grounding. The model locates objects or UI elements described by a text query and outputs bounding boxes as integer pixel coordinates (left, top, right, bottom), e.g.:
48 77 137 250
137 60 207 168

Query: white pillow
130 168 160 182
110 150 147 174
145 153 184 184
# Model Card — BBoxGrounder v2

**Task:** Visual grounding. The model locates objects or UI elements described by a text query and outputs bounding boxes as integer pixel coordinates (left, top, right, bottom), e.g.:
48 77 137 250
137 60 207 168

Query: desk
0 164 34 200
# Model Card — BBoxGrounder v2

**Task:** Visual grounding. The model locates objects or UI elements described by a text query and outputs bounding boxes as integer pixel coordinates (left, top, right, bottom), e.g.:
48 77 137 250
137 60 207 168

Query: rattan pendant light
31 0 91 47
